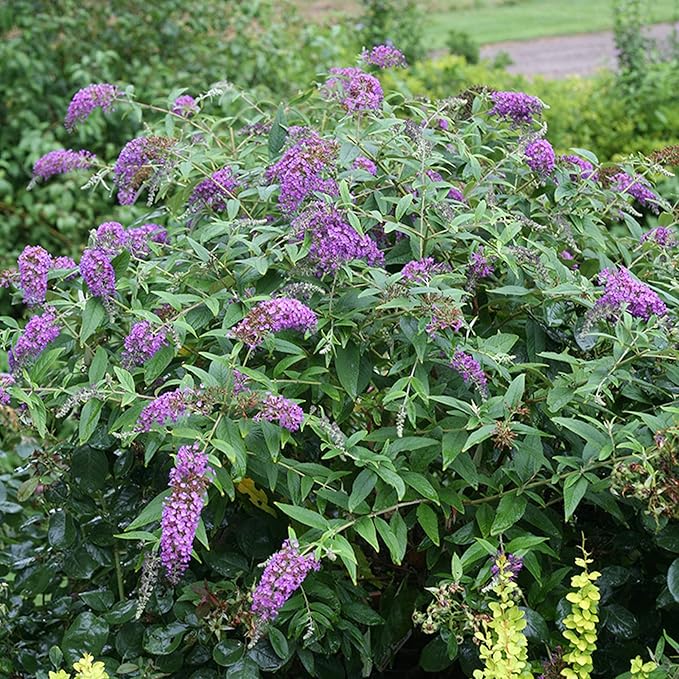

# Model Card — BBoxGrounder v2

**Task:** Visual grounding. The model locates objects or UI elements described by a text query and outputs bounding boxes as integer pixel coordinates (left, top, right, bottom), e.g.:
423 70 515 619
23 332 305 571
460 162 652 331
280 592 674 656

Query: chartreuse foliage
1 52 679 678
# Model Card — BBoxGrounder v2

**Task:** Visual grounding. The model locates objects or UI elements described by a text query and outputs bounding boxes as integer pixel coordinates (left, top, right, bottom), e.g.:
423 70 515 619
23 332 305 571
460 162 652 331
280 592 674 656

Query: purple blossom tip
525 139 555 175
172 94 199 117
254 394 304 432
323 67 384 114
80 248 116 298
65 83 120 131
451 349 488 397
122 321 169 367
32 149 95 183
489 91 543 125
361 44 407 69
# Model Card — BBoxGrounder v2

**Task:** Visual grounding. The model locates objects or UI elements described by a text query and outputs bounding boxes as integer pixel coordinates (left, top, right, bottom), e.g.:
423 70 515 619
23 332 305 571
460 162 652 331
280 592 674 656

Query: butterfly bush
31 149 95 183
172 94 199 117
2 58 678 676
361 44 407 69
64 83 120 131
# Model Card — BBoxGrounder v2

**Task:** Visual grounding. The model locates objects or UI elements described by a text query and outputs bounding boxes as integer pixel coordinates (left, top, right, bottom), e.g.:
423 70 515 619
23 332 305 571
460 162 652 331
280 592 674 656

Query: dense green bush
1 53 678 677
0 0 350 270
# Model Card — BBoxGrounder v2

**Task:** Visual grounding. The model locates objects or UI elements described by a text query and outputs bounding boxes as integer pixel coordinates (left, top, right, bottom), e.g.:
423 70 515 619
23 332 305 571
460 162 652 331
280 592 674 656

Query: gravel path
480 22 679 78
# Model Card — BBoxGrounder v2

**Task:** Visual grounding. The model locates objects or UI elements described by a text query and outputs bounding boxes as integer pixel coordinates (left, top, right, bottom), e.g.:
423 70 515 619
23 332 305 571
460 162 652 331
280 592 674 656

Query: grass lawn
426 0 679 46
295 0 679 46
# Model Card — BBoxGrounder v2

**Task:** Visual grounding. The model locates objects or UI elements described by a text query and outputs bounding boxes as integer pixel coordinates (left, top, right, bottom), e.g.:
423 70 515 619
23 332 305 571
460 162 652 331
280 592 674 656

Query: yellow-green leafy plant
629 655 658 678
474 552 533 679
561 546 602 679
49 652 109 679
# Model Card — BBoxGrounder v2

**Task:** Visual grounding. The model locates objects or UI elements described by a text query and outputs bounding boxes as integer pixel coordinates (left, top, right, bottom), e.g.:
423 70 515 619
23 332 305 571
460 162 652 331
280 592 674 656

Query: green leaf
268 106 287 158
268 628 289 660
88 346 109 383
80 297 106 343
343 601 383 626
78 399 103 445
463 424 496 451
564 475 588 521
62 612 109 664
335 342 360 399
275 503 329 530
125 490 171 531
80 589 115 612
504 374 525 409
491 493 527 535
375 517 403 565
416 504 440 546
376 467 406 499
396 193 413 220
349 469 377 512
668 559 679 603
143 622 187 655
403 472 439 503
419 637 453 671
354 517 380 552
48 510 76 548
213 639 245 667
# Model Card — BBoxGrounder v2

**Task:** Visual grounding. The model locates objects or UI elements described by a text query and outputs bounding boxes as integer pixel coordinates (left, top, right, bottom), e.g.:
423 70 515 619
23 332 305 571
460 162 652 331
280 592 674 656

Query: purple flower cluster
491 551 523 582
251 539 321 624
401 257 449 284
612 171 659 212
160 443 212 584
426 305 463 337
122 321 169 367
525 139 555 174
231 298 317 348
561 154 596 180
324 67 384 113
424 170 466 201
266 130 338 213
188 166 239 213
361 44 407 68
489 91 543 125
113 136 176 205
353 156 377 175
292 203 384 275
172 95 198 117
0 373 15 405
93 221 168 257
254 394 304 432
232 369 249 396
9 307 61 371
32 149 95 183
451 349 489 397
64 83 120 131
641 227 675 247
80 248 116 298
136 388 195 432
468 247 494 280
596 268 667 321
18 246 53 306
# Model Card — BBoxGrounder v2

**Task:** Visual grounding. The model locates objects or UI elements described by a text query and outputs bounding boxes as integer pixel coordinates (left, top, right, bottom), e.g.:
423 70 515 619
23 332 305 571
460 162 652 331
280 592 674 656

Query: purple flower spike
172 94 198 117
80 248 116 298
525 139 555 175
451 349 488 397
254 394 304 432
126 223 169 256
323 67 384 113
641 227 675 247
32 149 95 183
0 373 15 405
136 387 195 432
353 156 377 175
65 83 120 131
18 245 53 306
401 257 449 284
292 203 384 275
361 44 407 69
489 91 543 125
468 247 494 280
595 268 667 321
94 221 127 256
611 171 659 213
160 443 212 584
122 321 168 367
266 130 338 213
232 297 317 349
188 166 239 213
9 307 61 372
561 154 596 181
251 539 320 624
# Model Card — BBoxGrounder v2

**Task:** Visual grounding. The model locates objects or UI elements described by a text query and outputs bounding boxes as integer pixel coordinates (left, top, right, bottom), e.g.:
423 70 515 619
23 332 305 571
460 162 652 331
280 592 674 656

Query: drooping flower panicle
32 149 95 183
80 248 116 298
323 67 384 113
122 321 169 367
251 539 320 624
172 94 198 117
595 267 667 321
9 307 61 371
231 298 317 349
292 202 384 275
0 373 15 405
353 156 377 175
188 166 239 213
266 130 338 213
160 443 212 584
361 44 407 69
611 171 659 212
64 83 120 131
525 139 556 174
18 245 53 306
561 154 596 180
451 349 489 397
136 387 195 432
401 257 449 284
489 91 543 125
254 393 304 432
